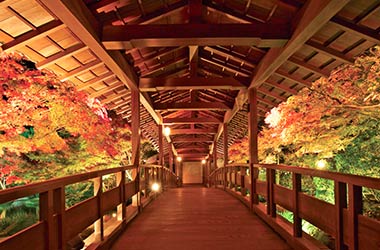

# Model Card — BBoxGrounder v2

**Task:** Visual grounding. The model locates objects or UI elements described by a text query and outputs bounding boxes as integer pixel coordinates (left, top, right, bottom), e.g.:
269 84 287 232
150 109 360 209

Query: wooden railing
209 163 380 250
0 164 178 250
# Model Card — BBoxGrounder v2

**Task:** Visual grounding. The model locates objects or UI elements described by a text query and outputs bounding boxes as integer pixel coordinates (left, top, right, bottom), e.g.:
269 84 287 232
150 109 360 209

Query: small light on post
201 159 206 164
316 159 327 169
163 127 171 136
177 156 182 162
151 182 160 192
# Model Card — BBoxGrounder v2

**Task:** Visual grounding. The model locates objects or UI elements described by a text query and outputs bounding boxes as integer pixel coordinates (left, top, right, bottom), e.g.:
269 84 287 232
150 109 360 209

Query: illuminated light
163 127 171 136
151 183 160 192
112 213 117 218
177 156 182 162
316 159 327 169
201 159 206 164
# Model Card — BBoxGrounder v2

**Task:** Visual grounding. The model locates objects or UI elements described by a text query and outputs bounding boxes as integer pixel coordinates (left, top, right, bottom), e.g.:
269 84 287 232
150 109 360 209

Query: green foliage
0 210 38 237
65 182 94 208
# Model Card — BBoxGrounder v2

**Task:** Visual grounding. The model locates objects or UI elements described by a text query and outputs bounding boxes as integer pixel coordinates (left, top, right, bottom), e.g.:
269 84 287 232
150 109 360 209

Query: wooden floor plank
111 186 293 250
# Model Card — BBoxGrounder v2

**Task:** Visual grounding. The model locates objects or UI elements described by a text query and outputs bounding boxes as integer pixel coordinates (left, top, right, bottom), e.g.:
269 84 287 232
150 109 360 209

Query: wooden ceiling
1 0 380 162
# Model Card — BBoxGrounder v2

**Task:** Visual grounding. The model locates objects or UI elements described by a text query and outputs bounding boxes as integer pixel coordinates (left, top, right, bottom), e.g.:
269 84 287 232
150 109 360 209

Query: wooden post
223 123 228 190
292 173 302 237
334 181 347 250
93 177 104 241
348 184 362 250
266 169 276 217
40 190 55 250
53 187 65 249
249 88 259 209
116 171 126 221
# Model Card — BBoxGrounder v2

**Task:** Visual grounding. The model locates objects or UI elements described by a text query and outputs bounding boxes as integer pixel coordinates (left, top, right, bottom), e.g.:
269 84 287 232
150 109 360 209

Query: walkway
111 186 293 250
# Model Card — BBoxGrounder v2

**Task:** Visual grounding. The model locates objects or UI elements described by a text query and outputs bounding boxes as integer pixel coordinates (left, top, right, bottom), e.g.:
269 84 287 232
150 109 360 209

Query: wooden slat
102 187 122 213
124 181 137 200
65 197 99 240
298 193 336 236
273 184 293 212
0 222 45 250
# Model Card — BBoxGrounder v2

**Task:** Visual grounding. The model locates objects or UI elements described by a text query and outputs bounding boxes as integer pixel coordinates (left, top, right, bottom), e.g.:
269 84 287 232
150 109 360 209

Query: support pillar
249 88 259 209
131 89 141 208
223 123 228 189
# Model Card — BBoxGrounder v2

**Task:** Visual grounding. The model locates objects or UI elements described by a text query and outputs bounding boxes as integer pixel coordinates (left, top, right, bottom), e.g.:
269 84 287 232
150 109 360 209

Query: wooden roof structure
1 0 380 162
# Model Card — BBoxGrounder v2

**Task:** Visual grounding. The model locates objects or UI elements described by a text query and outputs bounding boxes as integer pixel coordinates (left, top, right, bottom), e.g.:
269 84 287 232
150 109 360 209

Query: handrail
0 164 178 250
256 163 380 189
0 165 136 204
209 163 380 250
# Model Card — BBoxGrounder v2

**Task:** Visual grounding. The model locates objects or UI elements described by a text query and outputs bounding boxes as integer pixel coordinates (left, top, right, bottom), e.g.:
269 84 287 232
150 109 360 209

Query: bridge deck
111 186 293 250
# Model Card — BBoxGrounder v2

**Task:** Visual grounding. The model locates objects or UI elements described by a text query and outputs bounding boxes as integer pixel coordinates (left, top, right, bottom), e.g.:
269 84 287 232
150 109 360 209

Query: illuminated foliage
0 52 131 187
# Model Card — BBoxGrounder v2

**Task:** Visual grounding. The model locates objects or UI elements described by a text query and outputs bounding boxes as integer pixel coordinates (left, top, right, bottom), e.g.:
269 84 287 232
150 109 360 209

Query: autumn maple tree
0 52 130 188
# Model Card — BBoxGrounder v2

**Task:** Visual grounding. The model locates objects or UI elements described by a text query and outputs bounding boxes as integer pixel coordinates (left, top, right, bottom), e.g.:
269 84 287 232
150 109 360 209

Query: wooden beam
154 101 231 111
172 136 214 142
264 79 298 95
61 59 103 81
305 40 354 65
90 81 124 98
177 148 209 153
163 117 222 124
76 71 114 91
102 23 290 49
179 153 208 157
37 43 87 68
133 46 185 66
2 20 64 51
204 46 256 68
140 57 188 77
330 16 380 44
258 88 288 102
249 0 350 88
275 70 312 87
287 57 330 77
189 0 203 23
140 77 246 91
172 129 216 136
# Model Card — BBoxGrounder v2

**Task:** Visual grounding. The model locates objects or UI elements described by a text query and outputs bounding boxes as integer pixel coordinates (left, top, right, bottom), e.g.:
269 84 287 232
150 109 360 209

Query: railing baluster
292 173 302 237
334 181 347 250
348 184 362 250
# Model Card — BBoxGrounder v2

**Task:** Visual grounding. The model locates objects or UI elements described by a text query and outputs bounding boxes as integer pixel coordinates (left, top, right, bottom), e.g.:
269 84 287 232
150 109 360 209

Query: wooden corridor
111 186 293 250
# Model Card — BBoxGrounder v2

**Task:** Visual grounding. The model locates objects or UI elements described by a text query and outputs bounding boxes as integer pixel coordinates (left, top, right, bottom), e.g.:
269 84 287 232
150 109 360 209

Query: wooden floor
111 186 293 250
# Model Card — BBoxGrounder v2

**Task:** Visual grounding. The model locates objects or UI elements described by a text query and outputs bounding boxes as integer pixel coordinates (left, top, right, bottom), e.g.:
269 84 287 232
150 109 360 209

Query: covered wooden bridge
0 0 380 249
